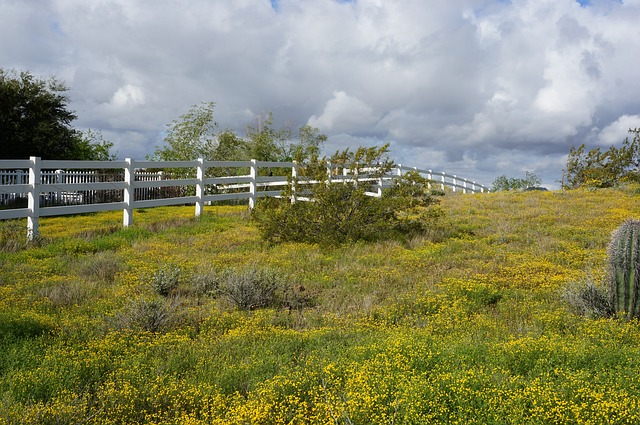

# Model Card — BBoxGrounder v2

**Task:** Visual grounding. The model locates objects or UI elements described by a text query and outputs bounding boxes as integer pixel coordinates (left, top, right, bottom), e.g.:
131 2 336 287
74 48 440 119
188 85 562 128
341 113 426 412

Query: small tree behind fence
0 157 489 240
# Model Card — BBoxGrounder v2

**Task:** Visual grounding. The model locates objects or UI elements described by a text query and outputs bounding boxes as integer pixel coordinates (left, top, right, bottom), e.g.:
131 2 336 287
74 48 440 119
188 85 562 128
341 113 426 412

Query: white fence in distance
0 157 489 239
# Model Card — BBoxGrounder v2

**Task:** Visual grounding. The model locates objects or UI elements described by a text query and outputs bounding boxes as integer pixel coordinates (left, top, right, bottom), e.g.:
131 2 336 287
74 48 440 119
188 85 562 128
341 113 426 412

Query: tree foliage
150 102 222 162
0 69 113 160
0 69 76 159
288 124 327 162
252 144 442 247
245 112 291 162
73 129 116 161
491 171 541 192
245 114 327 163
563 129 640 189
151 104 326 174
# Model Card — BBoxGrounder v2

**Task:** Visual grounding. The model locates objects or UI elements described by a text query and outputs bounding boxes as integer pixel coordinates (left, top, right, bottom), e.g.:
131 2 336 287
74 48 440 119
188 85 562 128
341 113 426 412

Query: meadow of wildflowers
2 187 640 423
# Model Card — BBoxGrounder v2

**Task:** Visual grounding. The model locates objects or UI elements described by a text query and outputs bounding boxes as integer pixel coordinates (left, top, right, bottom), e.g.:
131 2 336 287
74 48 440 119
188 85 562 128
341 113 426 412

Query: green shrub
491 171 541 192
252 145 440 247
563 128 640 189
0 312 55 340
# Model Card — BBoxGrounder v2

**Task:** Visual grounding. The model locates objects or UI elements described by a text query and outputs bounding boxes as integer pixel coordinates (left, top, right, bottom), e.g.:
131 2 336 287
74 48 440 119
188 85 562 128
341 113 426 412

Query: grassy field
2 187 640 424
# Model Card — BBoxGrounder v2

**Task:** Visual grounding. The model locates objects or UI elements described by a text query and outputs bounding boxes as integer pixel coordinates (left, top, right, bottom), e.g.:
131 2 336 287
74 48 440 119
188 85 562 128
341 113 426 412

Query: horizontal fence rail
0 157 489 239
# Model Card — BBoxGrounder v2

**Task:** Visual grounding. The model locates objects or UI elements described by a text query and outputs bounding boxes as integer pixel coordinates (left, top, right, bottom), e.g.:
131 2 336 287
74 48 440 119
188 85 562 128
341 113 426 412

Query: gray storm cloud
1 0 639 188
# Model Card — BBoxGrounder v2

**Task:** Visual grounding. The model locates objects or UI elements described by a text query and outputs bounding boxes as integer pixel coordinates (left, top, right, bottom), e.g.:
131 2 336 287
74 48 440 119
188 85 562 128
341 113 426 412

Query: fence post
249 159 257 209
327 162 333 185
291 161 298 204
440 174 445 191
55 169 64 204
195 158 205 217
123 158 134 227
27 156 41 240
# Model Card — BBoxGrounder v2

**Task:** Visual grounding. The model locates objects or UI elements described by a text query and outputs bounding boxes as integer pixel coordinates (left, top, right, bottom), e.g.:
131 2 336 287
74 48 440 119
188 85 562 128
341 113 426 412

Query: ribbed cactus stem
608 219 640 319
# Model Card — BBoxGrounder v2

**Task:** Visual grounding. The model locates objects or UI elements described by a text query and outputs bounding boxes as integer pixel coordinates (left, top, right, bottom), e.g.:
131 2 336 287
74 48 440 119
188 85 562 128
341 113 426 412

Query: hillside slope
2 188 640 423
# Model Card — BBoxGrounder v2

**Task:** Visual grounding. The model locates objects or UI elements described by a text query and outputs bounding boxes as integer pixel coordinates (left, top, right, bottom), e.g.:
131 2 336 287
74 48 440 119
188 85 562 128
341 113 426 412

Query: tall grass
2 189 640 423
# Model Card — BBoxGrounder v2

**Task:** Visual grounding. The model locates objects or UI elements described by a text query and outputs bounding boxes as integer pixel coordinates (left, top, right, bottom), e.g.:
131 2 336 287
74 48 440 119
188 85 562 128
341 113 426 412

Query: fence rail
0 157 489 239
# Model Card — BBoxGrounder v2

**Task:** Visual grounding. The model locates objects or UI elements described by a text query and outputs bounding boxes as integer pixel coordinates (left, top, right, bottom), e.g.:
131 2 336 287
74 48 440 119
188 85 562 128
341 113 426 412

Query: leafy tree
287 124 327 162
245 112 292 162
149 102 251 184
214 129 247 161
492 171 541 192
152 105 326 166
150 102 222 162
252 144 441 247
244 113 327 163
72 129 116 161
563 129 640 189
0 69 112 160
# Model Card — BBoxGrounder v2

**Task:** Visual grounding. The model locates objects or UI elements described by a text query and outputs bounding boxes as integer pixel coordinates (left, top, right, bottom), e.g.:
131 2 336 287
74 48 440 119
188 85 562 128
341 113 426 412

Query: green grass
2 189 640 423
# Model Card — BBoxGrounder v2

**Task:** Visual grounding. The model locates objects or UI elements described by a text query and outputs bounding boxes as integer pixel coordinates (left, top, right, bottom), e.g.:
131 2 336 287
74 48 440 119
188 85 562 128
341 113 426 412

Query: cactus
608 219 640 319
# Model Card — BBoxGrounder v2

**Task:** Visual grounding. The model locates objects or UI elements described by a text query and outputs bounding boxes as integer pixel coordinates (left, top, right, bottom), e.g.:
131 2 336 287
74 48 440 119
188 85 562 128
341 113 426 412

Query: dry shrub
562 278 612 318
39 280 98 308
79 251 124 283
113 297 183 333
142 217 193 233
188 268 223 297
218 266 282 310
0 220 45 252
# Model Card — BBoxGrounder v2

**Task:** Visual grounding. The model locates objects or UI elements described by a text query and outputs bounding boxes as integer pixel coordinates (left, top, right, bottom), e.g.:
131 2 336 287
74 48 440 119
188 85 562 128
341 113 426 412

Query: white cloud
109 84 145 108
308 91 378 133
592 115 640 147
2 0 640 187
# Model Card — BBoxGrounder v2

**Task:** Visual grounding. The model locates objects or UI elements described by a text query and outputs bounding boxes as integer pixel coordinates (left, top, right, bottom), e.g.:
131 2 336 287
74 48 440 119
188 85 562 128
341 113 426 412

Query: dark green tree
0 69 112 160
151 105 326 169
214 129 247 161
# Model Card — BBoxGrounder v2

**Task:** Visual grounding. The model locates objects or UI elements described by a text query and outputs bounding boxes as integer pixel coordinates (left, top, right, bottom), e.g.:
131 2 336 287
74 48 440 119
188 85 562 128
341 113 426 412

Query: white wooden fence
0 157 489 239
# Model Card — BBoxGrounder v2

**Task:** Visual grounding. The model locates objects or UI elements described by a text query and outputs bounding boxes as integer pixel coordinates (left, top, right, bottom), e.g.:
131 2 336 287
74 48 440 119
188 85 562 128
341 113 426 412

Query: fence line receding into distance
0 157 490 239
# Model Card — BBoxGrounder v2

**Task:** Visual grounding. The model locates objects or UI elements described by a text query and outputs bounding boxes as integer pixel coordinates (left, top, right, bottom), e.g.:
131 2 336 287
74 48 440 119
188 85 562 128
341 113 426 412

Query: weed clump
79 251 124 283
0 220 45 252
113 297 182 333
217 266 282 310
562 278 612 319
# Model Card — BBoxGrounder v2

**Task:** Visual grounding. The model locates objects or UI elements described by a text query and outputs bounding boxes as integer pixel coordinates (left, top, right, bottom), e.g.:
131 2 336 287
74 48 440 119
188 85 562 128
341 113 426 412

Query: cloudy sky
2 0 640 189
